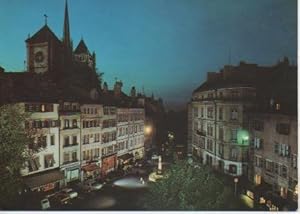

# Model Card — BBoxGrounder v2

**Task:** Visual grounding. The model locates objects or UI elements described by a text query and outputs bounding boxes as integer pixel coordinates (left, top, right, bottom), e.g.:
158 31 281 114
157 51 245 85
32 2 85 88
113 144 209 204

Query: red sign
41 183 55 192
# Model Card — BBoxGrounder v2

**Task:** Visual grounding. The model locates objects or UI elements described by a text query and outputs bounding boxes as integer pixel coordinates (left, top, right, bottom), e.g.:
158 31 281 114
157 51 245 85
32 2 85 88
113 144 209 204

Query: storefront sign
41 183 55 192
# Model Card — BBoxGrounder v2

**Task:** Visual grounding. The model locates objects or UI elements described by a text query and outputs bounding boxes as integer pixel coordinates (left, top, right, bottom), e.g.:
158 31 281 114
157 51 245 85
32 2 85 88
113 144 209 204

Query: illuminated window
280 187 287 199
276 103 280 110
255 174 261 185
41 104 45 112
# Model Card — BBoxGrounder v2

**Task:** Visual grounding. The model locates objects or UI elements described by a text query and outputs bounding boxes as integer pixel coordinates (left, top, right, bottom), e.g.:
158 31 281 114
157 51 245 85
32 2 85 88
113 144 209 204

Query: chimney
131 86 136 97
114 81 123 96
103 82 108 93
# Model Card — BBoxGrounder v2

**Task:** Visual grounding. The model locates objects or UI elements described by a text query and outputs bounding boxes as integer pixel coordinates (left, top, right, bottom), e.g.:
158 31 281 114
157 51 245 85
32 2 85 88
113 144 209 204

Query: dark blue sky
0 0 297 109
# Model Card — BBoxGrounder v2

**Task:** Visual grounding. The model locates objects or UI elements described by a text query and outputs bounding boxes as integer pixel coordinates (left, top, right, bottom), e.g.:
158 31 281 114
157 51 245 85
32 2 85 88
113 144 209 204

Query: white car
61 188 78 199
40 198 50 210
90 182 104 191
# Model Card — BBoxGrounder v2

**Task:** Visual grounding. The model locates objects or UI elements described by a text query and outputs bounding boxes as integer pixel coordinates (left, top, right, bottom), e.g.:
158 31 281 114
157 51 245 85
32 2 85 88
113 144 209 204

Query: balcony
63 143 79 148
63 159 79 165
196 130 206 136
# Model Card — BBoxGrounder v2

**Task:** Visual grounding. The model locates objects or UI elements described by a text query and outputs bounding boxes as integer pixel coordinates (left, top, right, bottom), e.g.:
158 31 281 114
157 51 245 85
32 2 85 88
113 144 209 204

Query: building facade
189 85 255 176
249 112 297 210
0 0 146 193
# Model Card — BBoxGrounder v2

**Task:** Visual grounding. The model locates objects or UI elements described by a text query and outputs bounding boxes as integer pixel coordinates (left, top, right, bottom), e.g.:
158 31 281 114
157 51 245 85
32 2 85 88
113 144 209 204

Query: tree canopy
0 104 34 207
142 161 241 210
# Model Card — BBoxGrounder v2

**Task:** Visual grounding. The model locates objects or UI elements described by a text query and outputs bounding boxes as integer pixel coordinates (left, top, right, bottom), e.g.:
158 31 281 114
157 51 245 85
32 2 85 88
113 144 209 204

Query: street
52 175 149 210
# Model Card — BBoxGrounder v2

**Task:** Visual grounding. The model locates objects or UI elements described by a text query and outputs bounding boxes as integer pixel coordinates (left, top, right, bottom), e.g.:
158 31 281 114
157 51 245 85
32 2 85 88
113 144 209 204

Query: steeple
63 0 71 49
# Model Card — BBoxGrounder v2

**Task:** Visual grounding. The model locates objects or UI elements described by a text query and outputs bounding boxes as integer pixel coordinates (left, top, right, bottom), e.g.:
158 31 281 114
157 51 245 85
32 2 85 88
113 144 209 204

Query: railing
63 143 79 148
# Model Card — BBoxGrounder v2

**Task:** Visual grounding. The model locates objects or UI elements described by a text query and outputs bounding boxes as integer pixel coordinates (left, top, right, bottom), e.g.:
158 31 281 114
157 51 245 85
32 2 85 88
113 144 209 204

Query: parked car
40 198 50 210
61 188 78 199
52 193 70 205
79 181 105 192
89 181 105 191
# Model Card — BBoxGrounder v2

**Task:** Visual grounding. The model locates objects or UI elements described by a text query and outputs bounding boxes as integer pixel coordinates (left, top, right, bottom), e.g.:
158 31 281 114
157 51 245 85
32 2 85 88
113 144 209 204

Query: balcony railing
63 143 79 148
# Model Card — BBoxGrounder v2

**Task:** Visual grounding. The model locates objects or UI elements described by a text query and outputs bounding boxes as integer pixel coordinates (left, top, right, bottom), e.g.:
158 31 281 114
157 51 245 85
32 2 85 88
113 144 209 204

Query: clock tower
26 24 63 75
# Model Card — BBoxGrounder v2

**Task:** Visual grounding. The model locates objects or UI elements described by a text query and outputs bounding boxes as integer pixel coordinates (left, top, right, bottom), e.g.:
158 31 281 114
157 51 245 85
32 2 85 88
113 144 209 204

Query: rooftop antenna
44 14 48 25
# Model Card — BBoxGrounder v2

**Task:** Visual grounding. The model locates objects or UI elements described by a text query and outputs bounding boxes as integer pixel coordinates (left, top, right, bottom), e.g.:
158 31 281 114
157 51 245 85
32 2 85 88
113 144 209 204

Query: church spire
63 0 71 49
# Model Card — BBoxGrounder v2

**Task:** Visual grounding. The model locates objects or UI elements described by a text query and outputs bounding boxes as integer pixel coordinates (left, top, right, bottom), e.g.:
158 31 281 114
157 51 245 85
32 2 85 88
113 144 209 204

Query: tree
142 161 241 210
0 104 35 208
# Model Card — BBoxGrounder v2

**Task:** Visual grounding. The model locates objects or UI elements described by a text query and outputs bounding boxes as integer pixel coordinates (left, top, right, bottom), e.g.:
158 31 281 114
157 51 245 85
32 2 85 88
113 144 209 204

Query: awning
118 153 134 161
23 169 64 189
81 163 100 172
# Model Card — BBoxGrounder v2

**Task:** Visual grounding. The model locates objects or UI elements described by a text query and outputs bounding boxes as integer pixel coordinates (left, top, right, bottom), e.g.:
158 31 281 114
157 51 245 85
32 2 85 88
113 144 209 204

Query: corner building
189 72 255 176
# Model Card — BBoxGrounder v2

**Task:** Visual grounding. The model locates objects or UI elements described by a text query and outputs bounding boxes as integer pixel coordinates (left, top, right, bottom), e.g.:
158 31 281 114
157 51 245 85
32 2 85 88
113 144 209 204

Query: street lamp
234 177 239 196
144 126 152 135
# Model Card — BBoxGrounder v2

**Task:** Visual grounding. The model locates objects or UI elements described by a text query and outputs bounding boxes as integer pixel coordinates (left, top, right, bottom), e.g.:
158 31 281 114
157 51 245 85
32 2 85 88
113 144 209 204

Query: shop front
23 169 64 193
101 154 117 177
64 166 80 183
81 163 101 181
118 153 134 170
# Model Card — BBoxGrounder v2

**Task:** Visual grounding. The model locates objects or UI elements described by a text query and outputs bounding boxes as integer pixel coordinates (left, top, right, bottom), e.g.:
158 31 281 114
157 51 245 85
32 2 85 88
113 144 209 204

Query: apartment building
189 83 255 176
80 103 103 180
59 102 81 183
248 110 297 210
20 102 63 191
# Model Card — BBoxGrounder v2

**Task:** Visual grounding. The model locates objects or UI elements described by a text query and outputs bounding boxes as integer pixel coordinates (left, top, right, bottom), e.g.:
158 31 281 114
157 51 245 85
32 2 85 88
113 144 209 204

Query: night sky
0 0 297 110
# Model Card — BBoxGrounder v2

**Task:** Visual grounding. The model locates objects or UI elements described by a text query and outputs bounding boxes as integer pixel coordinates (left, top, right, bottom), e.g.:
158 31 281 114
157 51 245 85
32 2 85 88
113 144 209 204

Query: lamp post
234 177 239 196
157 155 162 175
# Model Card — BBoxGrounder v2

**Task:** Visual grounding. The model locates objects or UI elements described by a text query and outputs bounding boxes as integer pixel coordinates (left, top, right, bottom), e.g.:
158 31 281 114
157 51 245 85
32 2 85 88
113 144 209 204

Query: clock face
35 51 44 63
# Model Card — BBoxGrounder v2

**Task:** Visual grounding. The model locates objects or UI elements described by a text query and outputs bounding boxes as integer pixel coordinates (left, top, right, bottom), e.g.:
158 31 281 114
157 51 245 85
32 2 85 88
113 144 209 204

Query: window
255 174 261 185
44 154 55 168
37 136 47 148
231 129 237 142
206 139 213 151
254 138 263 149
64 153 70 163
276 123 290 135
230 108 238 120
219 127 224 140
201 107 204 117
72 152 77 162
228 164 237 174
218 107 223 120
64 120 69 129
72 136 77 145
275 143 290 157
265 160 274 172
41 104 45 112
207 125 213 136
274 163 279 174
83 151 87 160
50 135 55 146
72 119 77 128
207 107 213 119
276 103 281 111
218 144 224 156
28 157 41 172
64 136 69 147
253 120 264 131
230 148 238 160
280 165 287 178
